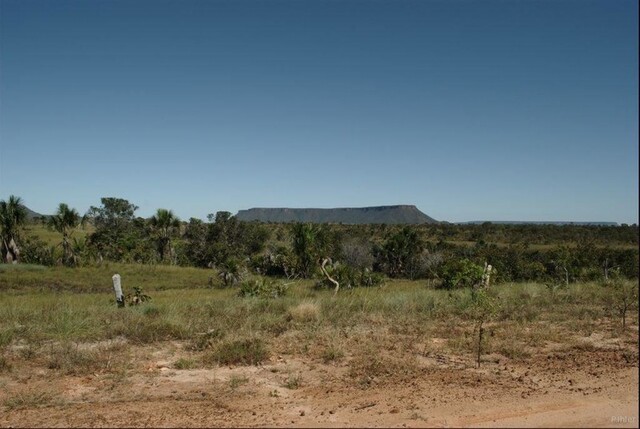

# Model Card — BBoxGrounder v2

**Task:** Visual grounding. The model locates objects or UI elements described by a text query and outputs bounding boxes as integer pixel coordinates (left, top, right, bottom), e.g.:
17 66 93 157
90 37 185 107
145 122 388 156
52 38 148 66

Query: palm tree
149 208 180 262
48 203 83 266
292 223 326 278
218 257 244 287
0 195 28 263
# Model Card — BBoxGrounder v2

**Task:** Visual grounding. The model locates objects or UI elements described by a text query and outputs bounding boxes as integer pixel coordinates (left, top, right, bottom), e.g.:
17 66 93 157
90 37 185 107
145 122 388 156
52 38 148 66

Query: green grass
0 264 48 273
0 278 636 346
0 263 637 370
0 262 215 293
23 223 93 246
174 357 198 369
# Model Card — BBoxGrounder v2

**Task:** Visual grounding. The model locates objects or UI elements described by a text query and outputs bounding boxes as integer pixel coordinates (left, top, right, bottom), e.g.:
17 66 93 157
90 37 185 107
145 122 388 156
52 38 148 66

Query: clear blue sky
0 0 637 223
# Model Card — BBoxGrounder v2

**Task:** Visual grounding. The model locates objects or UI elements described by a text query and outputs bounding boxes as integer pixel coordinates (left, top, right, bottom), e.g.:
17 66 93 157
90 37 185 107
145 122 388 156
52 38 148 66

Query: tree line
2 195 638 288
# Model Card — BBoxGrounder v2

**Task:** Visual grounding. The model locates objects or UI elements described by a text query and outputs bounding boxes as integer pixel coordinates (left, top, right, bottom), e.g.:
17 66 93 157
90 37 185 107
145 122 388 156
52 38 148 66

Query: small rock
300 410 305 416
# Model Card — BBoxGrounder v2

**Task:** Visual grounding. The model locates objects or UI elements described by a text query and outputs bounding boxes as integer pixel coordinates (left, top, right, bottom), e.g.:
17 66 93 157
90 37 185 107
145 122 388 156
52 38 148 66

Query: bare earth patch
1 334 637 428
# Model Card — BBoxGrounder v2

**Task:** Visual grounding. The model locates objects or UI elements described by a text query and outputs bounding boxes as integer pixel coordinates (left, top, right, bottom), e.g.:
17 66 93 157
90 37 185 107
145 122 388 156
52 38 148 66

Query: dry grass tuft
204 337 269 366
288 301 321 323
3 390 63 410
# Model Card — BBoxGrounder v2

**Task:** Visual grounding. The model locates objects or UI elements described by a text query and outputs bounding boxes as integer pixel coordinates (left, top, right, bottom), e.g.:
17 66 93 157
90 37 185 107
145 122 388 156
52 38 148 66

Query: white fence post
112 274 125 307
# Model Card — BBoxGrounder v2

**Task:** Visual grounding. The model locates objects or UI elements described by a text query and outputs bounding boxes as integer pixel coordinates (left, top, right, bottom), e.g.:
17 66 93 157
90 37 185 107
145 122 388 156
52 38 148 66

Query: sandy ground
1 337 638 428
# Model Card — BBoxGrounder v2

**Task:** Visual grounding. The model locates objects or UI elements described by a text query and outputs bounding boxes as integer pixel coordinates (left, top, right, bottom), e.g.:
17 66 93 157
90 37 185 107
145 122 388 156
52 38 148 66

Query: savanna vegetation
3 195 637 288
0 195 637 426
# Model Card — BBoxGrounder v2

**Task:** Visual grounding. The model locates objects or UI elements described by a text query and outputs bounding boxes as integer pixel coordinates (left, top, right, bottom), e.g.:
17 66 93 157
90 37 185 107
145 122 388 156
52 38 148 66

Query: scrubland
0 264 637 427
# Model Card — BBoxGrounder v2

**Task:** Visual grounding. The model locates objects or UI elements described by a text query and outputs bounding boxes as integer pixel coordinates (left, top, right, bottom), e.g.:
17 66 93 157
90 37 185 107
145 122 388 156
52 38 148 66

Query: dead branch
320 257 340 295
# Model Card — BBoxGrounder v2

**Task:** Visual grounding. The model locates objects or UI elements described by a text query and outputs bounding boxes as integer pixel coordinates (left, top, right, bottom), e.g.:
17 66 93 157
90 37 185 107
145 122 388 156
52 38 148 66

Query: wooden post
112 274 125 307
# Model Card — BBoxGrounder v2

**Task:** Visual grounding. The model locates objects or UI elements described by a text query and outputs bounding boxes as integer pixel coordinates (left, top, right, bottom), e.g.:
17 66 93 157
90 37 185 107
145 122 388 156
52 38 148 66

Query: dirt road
1 341 637 427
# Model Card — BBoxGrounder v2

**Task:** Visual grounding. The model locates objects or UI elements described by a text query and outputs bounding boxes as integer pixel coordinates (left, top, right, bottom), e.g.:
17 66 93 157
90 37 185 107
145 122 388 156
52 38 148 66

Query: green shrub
601 273 639 329
315 264 384 290
238 278 288 299
19 236 56 266
438 258 484 289
127 286 151 306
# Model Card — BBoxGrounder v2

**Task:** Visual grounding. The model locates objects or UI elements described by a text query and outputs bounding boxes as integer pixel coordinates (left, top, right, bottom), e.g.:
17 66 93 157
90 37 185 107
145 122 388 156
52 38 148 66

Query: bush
601 272 639 329
315 264 384 290
238 278 288 299
438 258 484 289
249 247 296 277
20 235 55 266
218 257 246 288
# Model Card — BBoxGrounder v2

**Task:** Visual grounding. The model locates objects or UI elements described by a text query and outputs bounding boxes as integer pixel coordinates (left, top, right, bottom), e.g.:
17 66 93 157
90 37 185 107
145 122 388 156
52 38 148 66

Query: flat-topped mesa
235 205 437 224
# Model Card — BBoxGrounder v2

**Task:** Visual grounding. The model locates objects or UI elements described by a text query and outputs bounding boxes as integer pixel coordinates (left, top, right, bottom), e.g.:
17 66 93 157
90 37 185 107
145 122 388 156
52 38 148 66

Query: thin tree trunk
321 258 340 295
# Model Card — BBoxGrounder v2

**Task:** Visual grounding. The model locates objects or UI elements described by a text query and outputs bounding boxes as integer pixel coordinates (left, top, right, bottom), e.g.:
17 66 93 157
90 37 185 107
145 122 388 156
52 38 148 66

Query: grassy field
0 263 215 293
1 263 637 358
0 263 637 427
23 223 94 247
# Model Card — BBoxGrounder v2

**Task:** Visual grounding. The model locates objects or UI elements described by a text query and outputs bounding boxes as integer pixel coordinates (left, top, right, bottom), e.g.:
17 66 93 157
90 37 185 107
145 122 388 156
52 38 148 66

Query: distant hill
460 221 619 226
236 205 437 224
22 205 46 220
